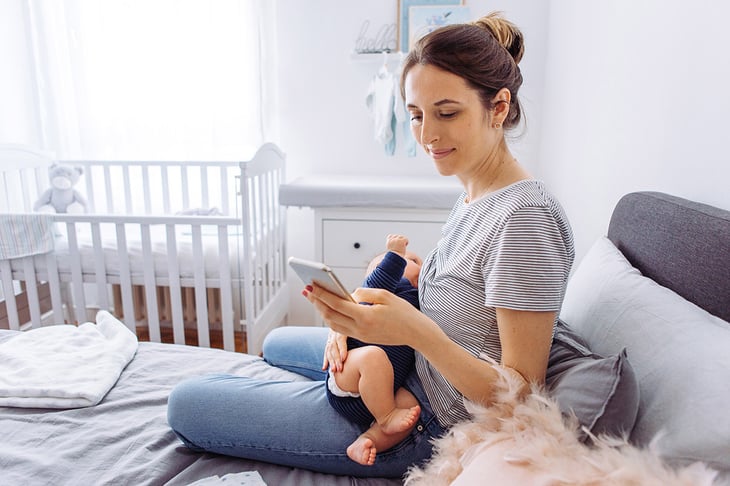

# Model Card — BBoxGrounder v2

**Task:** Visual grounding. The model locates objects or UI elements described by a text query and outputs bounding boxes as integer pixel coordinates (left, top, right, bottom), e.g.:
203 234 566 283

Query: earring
494 122 502 129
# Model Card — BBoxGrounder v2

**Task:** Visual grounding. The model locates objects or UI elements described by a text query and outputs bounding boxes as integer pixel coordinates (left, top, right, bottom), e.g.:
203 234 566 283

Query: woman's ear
491 88 511 127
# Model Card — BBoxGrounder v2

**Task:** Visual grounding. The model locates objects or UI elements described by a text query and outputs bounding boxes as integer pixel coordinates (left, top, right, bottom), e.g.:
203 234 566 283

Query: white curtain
27 0 269 160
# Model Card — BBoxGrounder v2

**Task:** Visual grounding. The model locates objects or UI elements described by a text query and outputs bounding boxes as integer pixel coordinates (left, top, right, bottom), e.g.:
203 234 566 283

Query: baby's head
367 250 422 288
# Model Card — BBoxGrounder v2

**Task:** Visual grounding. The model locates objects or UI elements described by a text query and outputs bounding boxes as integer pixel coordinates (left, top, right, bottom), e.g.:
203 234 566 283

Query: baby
325 234 423 466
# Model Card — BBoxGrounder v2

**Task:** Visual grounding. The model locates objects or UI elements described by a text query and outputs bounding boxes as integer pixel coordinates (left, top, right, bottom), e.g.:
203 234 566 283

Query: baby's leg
333 346 419 433
347 387 421 466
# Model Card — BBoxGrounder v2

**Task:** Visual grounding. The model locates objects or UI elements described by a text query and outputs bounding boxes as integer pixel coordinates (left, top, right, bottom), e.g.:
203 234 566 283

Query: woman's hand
322 330 348 372
305 284 432 347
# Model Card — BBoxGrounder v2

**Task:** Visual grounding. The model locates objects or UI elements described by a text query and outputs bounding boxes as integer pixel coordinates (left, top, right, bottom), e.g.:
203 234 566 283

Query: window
27 0 270 160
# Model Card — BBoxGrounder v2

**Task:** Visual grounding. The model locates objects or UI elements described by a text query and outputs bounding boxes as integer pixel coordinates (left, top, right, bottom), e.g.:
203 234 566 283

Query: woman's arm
306 285 555 406
404 305 555 404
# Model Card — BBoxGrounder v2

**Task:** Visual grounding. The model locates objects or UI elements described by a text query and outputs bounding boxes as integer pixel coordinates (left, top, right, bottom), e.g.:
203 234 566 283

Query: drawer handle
353 242 361 249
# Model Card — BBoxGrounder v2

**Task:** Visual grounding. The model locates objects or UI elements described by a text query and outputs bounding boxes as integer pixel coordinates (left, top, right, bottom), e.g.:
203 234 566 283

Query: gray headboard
607 191 730 322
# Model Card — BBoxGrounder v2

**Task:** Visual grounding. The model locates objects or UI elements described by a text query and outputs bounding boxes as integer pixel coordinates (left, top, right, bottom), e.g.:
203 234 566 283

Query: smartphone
288 256 356 302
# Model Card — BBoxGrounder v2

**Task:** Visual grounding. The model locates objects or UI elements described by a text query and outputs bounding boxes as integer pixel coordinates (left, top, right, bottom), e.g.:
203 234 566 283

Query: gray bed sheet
0 330 400 486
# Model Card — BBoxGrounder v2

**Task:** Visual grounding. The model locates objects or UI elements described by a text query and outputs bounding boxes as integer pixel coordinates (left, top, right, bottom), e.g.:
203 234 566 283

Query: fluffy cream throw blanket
405 366 718 485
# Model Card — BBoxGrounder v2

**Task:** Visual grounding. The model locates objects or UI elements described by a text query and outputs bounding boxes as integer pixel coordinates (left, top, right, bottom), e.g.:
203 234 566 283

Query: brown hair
399 12 525 129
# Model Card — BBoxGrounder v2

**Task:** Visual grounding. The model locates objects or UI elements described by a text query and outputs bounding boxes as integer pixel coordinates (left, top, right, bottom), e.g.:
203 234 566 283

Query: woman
167 12 574 479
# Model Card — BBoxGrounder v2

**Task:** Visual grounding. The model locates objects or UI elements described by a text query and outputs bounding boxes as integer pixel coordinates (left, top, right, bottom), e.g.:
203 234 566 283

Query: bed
1 190 726 486
0 143 288 355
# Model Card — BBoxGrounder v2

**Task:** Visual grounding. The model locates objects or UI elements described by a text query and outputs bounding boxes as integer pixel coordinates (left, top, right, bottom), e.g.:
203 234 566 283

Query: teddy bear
33 163 88 214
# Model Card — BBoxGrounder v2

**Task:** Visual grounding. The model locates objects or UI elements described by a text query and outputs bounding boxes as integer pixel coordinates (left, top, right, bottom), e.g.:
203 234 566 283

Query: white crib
0 143 288 354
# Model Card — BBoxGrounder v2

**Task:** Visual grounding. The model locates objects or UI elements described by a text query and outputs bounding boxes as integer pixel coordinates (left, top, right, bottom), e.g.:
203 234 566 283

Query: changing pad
279 174 463 209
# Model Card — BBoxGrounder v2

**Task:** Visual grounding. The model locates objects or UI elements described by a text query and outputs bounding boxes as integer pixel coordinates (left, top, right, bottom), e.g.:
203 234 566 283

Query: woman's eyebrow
434 99 462 106
407 99 462 109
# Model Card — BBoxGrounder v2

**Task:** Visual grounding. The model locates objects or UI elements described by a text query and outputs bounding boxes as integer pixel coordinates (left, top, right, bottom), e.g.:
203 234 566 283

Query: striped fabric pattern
416 180 575 427
0 214 55 260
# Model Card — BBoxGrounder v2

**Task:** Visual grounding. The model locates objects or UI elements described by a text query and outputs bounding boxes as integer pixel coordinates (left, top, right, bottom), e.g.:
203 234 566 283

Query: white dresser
280 174 463 292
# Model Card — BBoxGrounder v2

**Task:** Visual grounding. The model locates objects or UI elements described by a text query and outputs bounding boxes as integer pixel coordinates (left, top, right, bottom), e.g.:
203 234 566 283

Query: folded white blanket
0 311 138 408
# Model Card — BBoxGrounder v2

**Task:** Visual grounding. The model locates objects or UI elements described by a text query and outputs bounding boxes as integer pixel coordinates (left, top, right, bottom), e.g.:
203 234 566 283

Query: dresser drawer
322 219 445 268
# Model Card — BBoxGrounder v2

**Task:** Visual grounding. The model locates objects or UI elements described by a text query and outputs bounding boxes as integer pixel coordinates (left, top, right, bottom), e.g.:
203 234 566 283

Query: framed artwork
397 0 462 53
408 5 471 51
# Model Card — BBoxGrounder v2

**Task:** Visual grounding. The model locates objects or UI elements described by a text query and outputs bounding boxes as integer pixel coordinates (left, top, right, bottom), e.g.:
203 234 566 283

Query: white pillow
560 237 730 473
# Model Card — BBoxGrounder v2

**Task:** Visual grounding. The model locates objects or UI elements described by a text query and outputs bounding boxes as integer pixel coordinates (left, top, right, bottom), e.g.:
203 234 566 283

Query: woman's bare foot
347 436 377 466
379 404 421 435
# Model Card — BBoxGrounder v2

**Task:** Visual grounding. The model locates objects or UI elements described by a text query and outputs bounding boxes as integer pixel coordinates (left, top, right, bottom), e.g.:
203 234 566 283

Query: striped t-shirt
416 180 575 427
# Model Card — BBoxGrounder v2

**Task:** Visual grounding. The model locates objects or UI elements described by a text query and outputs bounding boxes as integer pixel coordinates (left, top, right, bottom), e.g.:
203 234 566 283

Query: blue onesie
325 251 419 428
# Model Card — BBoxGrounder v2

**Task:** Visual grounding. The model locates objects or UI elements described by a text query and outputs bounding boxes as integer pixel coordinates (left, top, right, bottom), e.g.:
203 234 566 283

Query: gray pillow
561 236 730 473
546 319 640 440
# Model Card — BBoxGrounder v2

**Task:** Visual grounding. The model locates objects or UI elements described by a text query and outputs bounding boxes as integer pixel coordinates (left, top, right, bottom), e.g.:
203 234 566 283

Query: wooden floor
135 325 247 353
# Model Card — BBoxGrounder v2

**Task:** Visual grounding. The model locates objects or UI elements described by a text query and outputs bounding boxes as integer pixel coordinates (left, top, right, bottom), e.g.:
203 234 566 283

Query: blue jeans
167 326 445 478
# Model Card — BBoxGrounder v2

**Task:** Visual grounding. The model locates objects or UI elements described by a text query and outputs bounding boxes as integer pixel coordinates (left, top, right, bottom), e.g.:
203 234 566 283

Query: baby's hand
386 234 408 256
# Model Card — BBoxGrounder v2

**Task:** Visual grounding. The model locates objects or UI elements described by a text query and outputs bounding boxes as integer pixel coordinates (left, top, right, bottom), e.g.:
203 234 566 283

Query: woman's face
404 64 498 178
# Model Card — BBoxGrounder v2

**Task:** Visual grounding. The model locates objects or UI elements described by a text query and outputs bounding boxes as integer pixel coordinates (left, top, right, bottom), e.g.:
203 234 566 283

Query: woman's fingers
306 284 427 347
322 331 349 372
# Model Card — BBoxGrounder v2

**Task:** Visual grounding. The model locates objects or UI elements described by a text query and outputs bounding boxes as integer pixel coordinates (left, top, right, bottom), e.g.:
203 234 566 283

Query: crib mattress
0 329 398 486
10 224 248 283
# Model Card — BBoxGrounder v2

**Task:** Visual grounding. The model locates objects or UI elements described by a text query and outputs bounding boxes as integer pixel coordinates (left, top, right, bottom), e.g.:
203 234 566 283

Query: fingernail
305 285 313 292
301 290 308 297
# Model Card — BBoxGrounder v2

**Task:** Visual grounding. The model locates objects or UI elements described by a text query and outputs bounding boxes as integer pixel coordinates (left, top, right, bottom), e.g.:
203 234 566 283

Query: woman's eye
440 112 456 118
409 114 423 125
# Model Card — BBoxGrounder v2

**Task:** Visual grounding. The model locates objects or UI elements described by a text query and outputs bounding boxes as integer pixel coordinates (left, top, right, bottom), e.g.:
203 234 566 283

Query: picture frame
407 5 471 51
397 0 463 53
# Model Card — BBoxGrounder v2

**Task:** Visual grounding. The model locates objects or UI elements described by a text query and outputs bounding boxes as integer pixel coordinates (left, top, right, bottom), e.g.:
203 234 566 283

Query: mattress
0 329 400 486
9 223 248 283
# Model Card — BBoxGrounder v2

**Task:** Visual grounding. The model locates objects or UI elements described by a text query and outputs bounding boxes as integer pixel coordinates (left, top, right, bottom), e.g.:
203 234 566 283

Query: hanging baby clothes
366 63 397 155
392 71 417 157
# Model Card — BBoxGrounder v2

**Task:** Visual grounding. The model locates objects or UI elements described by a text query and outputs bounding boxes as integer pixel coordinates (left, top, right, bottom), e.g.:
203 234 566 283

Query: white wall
540 0 730 264
273 0 549 181
274 0 551 324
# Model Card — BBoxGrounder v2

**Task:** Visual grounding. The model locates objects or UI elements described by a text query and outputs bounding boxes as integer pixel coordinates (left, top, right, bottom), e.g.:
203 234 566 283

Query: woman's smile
429 147 454 159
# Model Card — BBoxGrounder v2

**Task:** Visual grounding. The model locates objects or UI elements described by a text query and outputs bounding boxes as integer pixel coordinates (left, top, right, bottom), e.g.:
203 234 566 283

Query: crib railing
67 160 242 216
0 143 288 354
0 215 241 345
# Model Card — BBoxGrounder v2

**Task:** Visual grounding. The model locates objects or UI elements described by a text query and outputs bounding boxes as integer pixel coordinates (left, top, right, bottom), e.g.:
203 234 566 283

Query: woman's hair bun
472 12 524 64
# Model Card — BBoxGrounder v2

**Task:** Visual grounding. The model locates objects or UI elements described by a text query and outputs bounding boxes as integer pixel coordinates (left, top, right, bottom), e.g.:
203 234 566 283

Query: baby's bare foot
379 404 421 435
347 436 377 466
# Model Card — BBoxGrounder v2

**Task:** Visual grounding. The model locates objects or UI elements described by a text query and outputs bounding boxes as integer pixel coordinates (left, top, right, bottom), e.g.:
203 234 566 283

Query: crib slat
272 167 285 292
115 223 136 333
191 224 209 347
123 166 132 214
165 225 185 345
262 172 273 304
252 178 264 315
66 222 86 324
161 167 171 214
217 225 234 351
201 166 209 209
44 250 66 325
0 259 20 331
104 166 114 213
142 165 152 214
83 162 96 213
90 223 109 311
140 224 161 342
181 167 190 210
220 167 229 215
240 173 255 333
20 257 42 328
19 171 33 213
